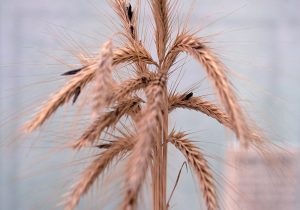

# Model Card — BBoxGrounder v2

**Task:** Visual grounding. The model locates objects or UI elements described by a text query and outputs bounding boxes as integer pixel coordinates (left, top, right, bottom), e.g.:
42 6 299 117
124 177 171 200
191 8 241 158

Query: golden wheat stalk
22 1 269 210
169 131 218 210
122 74 166 210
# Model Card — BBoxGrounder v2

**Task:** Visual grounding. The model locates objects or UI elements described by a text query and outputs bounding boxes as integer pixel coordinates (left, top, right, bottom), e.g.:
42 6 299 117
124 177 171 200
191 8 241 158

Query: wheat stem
123 74 166 210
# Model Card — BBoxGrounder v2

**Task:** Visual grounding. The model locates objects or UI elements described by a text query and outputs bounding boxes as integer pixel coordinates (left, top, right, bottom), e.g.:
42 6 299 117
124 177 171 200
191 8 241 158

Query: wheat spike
92 40 114 115
169 94 231 128
24 46 155 132
167 34 251 146
151 0 170 63
65 136 134 210
72 96 143 149
170 131 218 210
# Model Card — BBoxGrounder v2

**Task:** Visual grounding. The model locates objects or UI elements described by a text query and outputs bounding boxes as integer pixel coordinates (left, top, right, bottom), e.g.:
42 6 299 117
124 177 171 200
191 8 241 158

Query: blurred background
1 0 300 209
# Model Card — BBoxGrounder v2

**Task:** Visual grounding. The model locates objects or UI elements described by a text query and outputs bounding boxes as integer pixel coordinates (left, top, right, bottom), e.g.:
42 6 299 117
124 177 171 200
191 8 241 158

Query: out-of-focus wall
1 0 300 209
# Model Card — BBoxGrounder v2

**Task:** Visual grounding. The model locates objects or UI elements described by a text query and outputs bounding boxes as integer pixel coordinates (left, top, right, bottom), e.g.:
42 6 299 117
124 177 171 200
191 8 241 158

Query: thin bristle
170 131 218 210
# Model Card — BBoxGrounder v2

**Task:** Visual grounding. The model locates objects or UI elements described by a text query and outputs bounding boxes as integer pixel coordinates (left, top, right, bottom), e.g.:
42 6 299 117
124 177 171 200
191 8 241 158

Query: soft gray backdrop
1 0 300 209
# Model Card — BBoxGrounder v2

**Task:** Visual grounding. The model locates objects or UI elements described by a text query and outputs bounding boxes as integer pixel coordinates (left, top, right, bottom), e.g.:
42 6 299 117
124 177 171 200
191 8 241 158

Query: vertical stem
152 75 168 210
162 82 168 210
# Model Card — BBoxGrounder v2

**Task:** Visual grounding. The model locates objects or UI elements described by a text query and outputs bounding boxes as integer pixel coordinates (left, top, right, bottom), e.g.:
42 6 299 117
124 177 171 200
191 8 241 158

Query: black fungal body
61 67 83 76
183 92 193 100
72 87 81 104
96 143 112 149
130 25 134 35
127 4 133 22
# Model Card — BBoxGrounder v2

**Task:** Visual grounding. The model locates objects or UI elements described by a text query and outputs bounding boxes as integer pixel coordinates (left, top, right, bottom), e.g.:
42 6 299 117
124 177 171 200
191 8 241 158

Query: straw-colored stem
161 83 168 210
123 74 166 210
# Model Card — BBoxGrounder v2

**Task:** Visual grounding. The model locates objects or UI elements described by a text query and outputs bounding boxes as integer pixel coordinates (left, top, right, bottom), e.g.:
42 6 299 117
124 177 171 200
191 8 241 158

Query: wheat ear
169 93 263 145
24 46 155 132
169 94 231 128
151 0 170 63
113 45 158 66
111 0 138 40
92 40 114 115
64 136 134 210
167 34 250 146
170 131 218 210
72 97 143 149
122 74 166 210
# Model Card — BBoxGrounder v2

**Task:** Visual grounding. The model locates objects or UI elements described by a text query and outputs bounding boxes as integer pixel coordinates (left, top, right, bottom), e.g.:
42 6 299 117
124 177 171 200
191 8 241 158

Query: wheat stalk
22 1 269 210
123 74 166 210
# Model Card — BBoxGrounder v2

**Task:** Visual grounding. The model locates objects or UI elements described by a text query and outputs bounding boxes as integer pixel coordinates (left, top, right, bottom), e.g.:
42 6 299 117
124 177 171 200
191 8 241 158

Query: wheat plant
24 0 266 210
